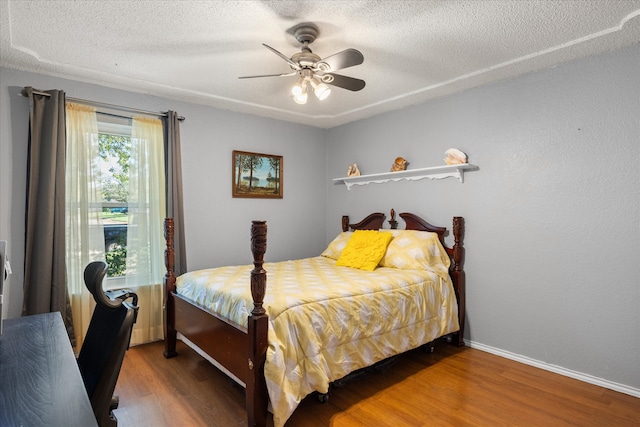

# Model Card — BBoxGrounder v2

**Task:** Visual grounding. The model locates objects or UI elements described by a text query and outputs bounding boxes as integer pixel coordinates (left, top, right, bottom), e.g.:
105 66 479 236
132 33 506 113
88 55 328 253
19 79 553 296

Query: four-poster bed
163 209 466 427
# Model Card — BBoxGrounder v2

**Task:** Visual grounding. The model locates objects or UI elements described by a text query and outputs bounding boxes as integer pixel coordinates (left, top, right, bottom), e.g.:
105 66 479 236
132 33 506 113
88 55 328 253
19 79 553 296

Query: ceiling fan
238 23 365 104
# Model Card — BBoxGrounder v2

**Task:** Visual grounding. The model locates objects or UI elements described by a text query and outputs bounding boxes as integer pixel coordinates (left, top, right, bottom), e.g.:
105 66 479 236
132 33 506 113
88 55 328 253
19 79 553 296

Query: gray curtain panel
22 87 76 346
164 111 187 276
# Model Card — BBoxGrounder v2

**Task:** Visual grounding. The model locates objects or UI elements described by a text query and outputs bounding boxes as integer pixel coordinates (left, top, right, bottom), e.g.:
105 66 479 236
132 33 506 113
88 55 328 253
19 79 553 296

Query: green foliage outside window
106 246 127 277
99 134 130 203
99 133 131 277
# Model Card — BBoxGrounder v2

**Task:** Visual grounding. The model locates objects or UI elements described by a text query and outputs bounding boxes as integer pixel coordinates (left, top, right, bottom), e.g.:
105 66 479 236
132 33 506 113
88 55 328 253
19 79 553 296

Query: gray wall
326 44 640 391
0 68 327 320
1 43 638 394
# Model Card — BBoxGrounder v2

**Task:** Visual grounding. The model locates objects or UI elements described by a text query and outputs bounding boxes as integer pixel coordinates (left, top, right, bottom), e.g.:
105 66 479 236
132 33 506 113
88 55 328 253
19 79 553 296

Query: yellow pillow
379 230 450 274
320 231 353 260
335 230 393 271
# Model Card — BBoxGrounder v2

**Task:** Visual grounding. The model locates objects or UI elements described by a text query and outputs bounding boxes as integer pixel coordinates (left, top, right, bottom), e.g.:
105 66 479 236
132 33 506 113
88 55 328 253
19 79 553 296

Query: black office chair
77 261 138 427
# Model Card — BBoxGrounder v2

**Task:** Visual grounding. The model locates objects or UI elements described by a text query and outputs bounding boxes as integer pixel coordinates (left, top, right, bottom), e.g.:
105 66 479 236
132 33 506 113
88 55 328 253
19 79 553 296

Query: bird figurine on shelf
390 156 408 172
347 163 361 177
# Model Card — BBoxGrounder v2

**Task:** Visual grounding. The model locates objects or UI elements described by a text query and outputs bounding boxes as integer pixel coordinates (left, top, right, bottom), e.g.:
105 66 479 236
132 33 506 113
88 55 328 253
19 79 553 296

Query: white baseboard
465 340 640 398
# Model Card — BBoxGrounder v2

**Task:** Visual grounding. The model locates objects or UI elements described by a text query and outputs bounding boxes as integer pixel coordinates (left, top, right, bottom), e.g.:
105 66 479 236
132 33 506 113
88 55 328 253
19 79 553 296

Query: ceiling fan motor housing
291 24 321 68
294 24 319 45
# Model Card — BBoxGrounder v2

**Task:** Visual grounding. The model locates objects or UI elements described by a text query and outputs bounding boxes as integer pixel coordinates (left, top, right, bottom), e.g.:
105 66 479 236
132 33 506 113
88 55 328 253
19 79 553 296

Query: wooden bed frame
163 209 465 427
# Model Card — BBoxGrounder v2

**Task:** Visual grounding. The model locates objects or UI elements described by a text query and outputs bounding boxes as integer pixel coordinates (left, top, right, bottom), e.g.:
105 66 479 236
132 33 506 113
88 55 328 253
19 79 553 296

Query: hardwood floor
113 340 639 426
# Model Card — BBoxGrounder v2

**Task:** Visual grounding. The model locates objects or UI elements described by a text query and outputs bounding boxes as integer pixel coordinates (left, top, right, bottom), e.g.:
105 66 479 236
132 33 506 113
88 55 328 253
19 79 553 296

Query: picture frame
232 150 283 198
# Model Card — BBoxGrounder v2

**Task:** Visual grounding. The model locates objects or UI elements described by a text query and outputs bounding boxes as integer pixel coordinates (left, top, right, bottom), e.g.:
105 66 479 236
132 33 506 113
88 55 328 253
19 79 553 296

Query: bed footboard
163 218 269 427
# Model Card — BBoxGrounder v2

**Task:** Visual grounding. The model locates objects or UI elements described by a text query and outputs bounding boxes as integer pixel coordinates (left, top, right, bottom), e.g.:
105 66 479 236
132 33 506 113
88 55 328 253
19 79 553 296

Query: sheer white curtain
126 116 166 344
65 103 105 349
66 108 166 348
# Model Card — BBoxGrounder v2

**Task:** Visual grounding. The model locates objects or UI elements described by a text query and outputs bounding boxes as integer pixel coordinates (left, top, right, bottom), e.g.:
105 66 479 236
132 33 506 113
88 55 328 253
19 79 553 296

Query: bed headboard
342 209 462 255
341 212 386 231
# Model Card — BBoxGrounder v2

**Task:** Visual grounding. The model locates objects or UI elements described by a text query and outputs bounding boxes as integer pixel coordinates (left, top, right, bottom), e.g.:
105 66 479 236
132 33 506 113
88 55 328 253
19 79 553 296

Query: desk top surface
0 312 98 427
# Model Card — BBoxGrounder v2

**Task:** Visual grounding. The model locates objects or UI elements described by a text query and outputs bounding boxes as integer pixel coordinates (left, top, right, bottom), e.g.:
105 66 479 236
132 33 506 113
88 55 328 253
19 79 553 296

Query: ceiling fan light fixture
293 90 308 105
310 77 331 100
291 76 306 97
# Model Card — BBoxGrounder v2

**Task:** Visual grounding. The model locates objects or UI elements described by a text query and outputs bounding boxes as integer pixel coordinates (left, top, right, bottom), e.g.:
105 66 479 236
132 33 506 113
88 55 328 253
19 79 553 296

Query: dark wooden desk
0 312 98 426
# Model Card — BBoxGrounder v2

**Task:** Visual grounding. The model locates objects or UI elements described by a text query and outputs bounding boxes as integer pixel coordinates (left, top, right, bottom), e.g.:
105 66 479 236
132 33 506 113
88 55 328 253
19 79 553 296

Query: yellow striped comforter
176 256 459 427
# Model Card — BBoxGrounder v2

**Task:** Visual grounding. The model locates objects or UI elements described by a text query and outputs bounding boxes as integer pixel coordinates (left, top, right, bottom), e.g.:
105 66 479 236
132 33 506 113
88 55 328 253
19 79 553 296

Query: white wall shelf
333 164 478 190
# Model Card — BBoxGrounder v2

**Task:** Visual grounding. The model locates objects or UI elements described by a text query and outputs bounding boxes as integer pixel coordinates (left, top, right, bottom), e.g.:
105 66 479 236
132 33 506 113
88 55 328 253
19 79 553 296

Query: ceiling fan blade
323 73 366 91
318 49 364 72
238 71 297 79
262 43 300 69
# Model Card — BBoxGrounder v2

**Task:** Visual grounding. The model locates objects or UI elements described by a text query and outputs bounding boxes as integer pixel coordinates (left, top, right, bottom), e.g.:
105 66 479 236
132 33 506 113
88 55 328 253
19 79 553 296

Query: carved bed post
389 209 398 229
163 218 178 358
341 215 349 232
247 221 269 427
450 217 466 347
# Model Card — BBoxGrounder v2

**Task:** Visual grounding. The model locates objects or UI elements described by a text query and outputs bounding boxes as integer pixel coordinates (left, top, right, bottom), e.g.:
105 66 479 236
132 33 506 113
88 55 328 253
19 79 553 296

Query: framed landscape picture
232 150 283 198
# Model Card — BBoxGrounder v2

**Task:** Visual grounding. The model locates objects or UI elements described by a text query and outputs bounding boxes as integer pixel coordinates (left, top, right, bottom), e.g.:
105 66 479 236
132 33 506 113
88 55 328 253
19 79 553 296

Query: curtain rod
22 88 185 121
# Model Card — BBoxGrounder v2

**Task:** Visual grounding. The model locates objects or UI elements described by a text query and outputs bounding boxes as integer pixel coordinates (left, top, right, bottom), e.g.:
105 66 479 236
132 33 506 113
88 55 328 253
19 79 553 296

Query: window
66 102 170 346
97 114 132 287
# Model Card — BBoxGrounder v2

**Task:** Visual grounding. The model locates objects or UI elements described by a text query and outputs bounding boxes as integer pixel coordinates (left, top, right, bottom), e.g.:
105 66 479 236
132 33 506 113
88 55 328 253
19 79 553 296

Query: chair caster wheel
317 392 329 403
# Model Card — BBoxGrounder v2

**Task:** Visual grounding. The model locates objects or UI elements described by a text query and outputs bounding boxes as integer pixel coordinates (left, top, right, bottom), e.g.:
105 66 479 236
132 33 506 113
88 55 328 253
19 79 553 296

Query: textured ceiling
1 0 639 128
